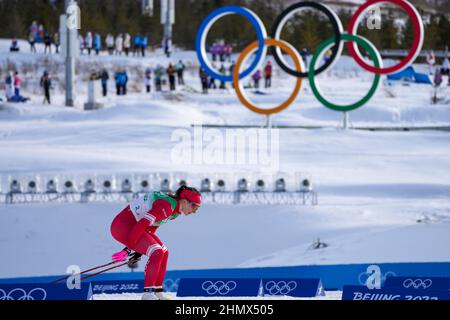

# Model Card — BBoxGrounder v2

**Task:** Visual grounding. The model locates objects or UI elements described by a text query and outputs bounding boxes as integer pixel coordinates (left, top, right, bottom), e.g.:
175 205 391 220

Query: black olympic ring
271 1 344 78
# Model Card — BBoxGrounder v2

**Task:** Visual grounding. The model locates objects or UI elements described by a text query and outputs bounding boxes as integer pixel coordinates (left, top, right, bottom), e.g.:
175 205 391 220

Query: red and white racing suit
110 192 180 289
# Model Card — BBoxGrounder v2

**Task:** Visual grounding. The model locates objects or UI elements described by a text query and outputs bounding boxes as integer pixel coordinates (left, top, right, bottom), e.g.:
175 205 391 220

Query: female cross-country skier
110 185 201 300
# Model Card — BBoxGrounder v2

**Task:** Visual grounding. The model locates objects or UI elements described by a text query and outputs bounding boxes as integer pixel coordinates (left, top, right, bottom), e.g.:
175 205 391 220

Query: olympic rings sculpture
196 0 424 115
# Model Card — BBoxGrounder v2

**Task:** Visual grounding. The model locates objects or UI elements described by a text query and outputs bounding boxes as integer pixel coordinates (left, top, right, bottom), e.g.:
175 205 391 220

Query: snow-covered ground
1 38 450 287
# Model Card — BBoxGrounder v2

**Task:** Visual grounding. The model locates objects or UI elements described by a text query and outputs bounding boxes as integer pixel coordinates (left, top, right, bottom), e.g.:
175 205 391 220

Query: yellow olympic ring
233 38 304 116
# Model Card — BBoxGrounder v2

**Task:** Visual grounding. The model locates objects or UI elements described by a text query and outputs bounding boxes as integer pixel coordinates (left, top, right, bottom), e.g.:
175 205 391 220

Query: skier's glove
112 247 132 262
129 251 142 261
127 252 143 268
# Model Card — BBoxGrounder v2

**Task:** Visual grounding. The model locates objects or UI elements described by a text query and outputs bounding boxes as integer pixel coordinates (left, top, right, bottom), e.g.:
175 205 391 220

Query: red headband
181 189 201 205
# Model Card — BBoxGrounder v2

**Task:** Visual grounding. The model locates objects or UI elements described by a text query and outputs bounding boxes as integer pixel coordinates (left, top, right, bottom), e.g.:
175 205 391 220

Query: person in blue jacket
133 34 141 56
94 33 102 55
115 71 128 95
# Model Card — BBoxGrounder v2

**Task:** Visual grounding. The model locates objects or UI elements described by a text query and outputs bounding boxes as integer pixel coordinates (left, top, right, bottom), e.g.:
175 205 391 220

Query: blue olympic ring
195 6 267 83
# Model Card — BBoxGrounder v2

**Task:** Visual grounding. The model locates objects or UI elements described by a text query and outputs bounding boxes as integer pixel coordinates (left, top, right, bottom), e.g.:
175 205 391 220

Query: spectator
164 37 172 58
115 34 123 56
133 34 141 56
124 33 131 56
144 67 152 93
323 49 332 65
175 60 185 85
94 33 102 55
40 71 52 104
44 32 52 54
5 71 29 103
252 70 262 89
115 70 128 95
38 24 45 42
54 32 60 54
10 38 20 52
210 42 218 61
208 63 217 89
199 68 208 94
301 48 310 69
78 34 85 55
167 63 177 91
154 65 164 91
219 65 226 89
106 33 115 55
13 72 21 98
29 32 37 53
4 72 15 101
101 69 109 97
141 35 148 57
85 32 93 55
218 42 225 62
30 21 39 40
224 44 233 62
427 51 436 75
434 68 443 87
264 61 272 88
441 57 450 76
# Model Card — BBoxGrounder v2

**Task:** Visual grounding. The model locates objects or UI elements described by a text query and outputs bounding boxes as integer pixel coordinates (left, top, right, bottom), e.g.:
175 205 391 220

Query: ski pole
51 260 119 284
79 258 140 282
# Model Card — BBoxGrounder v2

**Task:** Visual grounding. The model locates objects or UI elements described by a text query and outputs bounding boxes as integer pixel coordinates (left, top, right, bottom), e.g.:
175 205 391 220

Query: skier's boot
141 291 159 300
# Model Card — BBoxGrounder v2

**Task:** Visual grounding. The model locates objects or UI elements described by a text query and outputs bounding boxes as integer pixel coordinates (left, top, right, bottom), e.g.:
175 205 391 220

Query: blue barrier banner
3 262 450 292
262 278 325 297
91 280 143 295
0 283 92 300
384 277 450 291
176 278 261 297
342 285 450 301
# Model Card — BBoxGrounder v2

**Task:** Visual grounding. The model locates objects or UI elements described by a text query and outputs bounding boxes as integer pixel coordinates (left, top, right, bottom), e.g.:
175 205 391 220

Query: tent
387 66 432 84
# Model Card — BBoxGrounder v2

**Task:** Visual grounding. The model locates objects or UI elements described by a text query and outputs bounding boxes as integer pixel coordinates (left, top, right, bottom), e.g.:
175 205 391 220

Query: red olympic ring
347 0 424 75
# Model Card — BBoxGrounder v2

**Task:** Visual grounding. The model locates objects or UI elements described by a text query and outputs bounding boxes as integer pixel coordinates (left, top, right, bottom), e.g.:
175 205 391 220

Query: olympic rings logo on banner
201 280 237 295
164 278 180 292
403 278 433 289
265 281 298 295
0 288 47 300
196 0 424 114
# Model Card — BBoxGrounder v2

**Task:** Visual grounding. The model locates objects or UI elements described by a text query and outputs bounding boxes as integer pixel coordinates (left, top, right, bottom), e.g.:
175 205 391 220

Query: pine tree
436 14 450 50
381 16 399 50
423 15 440 50
401 16 414 49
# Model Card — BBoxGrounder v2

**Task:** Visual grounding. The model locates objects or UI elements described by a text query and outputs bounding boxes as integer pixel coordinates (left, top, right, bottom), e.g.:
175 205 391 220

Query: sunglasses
184 198 200 213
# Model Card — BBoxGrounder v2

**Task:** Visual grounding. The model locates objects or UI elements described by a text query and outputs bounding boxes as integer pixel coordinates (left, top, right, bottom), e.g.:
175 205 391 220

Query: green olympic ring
308 34 382 112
